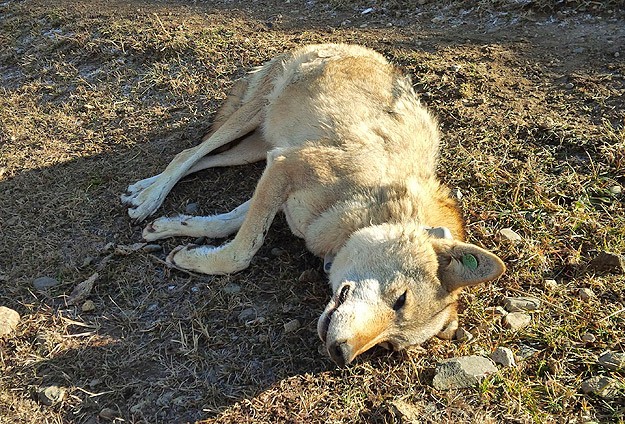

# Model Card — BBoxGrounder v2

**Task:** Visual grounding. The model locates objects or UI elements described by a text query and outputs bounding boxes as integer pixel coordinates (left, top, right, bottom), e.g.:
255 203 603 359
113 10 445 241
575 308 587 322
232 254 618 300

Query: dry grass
1 0 624 423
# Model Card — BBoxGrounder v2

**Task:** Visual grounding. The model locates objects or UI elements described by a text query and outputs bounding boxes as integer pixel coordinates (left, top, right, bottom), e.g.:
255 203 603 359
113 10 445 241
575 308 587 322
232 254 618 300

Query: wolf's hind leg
143 200 250 241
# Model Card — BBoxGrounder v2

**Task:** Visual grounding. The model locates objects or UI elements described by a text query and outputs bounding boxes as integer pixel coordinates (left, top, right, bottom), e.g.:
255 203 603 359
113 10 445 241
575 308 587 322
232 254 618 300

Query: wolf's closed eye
393 291 407 311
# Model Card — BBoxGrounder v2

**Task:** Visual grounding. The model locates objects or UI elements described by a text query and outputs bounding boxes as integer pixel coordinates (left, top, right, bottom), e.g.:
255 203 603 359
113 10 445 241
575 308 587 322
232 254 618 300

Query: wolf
121 44 505 366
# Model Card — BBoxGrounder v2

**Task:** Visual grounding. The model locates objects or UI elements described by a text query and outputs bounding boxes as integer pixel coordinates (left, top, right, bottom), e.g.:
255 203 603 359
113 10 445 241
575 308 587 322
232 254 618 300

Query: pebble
589 251 625 274
99 407 119 420
81 300 96 312
237 308 256 323
283 319 301 333
581 332 596 343
565 82 575 89
270 247 286 257
0 306 20 338
455 327 474 342
184 202 199 214
33 276 60 291
222 283 241 294
503 312 531 330
579 288 595 301
388 399 421 422
543 279 558 291
503 296 541 312
37 385 65 406
598 351 625 371
142 244 162 253
491 347 516 367
432 355 498 390
581 376 619 399
610 185 622 195
516 345 540 361
499 228 523 242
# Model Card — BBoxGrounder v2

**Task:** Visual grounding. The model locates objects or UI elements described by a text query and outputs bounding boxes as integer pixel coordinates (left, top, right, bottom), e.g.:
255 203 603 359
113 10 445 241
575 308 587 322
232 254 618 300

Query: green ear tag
461 253 478 270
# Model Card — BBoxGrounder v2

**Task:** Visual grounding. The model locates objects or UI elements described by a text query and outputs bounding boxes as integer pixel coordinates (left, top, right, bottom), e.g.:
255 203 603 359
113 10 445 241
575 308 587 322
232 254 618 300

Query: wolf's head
317 223 505 366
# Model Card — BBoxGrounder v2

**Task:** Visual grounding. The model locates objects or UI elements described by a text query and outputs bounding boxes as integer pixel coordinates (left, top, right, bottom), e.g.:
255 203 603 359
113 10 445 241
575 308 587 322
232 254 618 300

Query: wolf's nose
328 340 351 366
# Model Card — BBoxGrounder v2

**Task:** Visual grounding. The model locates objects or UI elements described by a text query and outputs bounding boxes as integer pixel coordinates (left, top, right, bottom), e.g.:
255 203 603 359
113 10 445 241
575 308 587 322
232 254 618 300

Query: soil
1 0 624 423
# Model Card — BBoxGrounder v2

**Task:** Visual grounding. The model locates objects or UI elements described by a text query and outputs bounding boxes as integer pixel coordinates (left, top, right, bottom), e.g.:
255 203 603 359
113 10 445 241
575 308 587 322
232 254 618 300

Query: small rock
499 228 523 242
503 296 541 312
485 306 508 317
81 300 96 312
33 276 59 291
451 188 463 200
455 327 474 342
581 376 620 399
99 407 119 420
610 185 622 195
503 312 531 330
491 347 516 367
432 356 498 390
193 236 206 245
388 399 422 422
565 82 575 89
589 251 625 274
237 308 256 323
0 306 20 338
598 351 625 371
142 244 162 253
37 385 65 406
222 283 241 294
581 332 596 343
283 319 301 333
543 279 558 291
271 247 286 257
516 345 540 361
579 288 595 301
298 269 321 283
67 272 98 306
614 52 621 58
184 202 199 214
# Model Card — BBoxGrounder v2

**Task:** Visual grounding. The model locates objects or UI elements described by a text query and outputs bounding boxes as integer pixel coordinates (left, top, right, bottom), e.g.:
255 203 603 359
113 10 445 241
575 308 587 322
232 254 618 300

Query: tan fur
122 44 505 365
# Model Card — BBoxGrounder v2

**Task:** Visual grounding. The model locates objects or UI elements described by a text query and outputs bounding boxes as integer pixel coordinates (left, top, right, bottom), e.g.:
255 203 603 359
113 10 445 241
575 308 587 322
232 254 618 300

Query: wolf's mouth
318 284 350 342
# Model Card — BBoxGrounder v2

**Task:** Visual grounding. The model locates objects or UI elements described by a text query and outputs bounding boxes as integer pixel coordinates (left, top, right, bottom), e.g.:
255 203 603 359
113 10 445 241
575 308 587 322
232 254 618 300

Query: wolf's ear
431 239 505 291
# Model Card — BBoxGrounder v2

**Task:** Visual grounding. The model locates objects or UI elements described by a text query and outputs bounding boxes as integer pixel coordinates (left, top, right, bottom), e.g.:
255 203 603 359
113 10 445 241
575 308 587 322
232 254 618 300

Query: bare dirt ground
1 0 624 423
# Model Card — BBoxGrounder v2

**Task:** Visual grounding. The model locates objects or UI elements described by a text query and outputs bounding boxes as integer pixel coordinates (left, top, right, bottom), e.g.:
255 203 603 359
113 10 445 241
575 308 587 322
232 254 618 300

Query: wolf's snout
328 340 352 366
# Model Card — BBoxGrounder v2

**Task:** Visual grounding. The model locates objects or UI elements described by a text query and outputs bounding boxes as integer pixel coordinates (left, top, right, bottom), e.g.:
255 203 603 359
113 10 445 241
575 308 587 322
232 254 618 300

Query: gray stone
499 228 522 242
581 333 596 343
222 283 241 294
184 202 199 214
33 276 59 291
598 351 625 371
516 345 540 361
581 376 620 399
81 300 96 312
503 312 531 330
503 296 541 312
490 347 516 367
37 385 65 406
455 327 474 342
283 319 301 333
432 355 498 390
590 251 625 274
0 306 20 338
142 244 162 253
388 399 422 422
270 247 286 257
543 279 558 291
237 308 256 323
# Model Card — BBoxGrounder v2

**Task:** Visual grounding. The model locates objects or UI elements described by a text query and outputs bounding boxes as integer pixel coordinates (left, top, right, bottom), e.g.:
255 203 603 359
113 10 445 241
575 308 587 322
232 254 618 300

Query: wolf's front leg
167 151 292 275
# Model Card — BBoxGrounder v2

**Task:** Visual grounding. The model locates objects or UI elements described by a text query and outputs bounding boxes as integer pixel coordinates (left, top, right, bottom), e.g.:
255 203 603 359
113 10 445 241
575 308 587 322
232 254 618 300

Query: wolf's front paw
121 175 166 222
166 244 249 275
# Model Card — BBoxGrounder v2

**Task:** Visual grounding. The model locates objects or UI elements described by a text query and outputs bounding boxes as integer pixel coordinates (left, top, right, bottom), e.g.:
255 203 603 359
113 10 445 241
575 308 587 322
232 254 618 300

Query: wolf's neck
304 180 466 257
